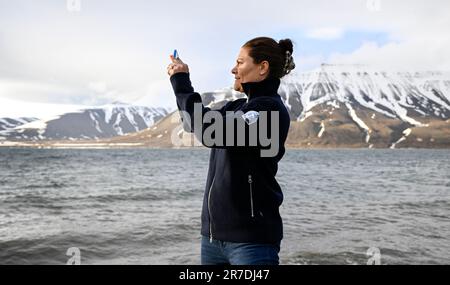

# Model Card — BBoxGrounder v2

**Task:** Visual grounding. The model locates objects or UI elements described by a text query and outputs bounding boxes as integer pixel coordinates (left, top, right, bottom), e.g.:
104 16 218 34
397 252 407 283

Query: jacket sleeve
170 72 285 157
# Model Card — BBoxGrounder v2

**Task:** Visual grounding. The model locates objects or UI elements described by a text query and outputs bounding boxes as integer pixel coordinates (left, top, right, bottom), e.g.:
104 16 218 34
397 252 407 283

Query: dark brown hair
242 37 295 79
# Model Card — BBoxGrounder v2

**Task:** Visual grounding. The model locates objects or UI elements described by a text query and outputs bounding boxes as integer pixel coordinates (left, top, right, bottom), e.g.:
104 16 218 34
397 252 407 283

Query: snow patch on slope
317 121 325 138
390 128 413 149
345 103 371 143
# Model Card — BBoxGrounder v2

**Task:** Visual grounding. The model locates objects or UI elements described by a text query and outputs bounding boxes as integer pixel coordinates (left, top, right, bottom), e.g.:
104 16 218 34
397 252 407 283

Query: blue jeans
201 236 281 265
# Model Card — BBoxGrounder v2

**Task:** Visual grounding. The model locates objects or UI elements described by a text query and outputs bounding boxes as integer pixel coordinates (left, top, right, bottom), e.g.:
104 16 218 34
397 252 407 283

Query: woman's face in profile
231 47 269 92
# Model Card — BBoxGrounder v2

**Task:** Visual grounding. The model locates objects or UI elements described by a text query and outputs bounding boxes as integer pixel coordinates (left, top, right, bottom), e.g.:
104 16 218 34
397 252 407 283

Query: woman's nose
231 66 237 74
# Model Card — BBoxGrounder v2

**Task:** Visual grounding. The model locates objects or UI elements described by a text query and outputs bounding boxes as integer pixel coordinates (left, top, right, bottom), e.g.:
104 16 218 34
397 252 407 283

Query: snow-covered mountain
279 64 450 123
275 64 450 147
2 65 449 148
0 117 37 132
102 65 450 149
0 102 168 141
182 64 450 125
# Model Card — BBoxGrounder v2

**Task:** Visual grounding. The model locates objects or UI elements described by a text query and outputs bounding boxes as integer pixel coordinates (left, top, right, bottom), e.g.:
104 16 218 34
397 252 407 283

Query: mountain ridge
1 65 449 148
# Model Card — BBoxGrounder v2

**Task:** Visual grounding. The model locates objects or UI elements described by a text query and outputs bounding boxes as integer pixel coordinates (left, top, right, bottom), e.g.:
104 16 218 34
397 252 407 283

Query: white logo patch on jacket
242 110 259 125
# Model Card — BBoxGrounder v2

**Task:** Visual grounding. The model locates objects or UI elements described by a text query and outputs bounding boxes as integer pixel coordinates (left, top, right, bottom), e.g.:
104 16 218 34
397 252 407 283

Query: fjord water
0 148 449 264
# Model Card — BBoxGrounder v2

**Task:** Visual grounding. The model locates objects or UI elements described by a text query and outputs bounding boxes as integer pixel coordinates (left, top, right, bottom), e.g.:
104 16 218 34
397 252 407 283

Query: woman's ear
260 61 269 75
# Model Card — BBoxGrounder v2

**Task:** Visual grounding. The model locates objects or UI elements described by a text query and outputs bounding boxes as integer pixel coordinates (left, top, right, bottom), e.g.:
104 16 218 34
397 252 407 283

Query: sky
0 0 449 114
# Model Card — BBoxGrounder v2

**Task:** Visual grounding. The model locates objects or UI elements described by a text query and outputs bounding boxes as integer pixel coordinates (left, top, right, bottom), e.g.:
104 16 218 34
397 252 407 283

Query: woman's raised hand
167 54 189 76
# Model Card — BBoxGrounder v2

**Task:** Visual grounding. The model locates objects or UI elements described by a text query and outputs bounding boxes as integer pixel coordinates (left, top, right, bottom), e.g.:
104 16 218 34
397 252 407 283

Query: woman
167 37 295 265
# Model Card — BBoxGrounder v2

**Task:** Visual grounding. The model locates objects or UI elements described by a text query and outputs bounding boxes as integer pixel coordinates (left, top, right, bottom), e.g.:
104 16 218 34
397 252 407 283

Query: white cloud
0 97 86 119
0 0 449 113
87 81 107 94
328 39 450 71
0 78 76 102
134 79 177 110
295 54 327 72
306 28 344 40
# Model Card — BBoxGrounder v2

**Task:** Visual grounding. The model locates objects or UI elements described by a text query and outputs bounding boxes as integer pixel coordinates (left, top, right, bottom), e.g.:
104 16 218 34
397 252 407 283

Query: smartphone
173 49 179 59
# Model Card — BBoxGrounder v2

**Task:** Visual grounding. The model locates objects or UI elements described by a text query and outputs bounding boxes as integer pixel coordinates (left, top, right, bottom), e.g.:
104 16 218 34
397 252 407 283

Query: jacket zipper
208 176 216 243
248 174 254 218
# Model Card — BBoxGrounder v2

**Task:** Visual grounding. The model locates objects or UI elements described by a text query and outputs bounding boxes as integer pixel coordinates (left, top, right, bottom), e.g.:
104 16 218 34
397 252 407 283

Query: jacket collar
241 77 280 101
